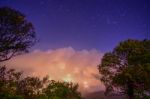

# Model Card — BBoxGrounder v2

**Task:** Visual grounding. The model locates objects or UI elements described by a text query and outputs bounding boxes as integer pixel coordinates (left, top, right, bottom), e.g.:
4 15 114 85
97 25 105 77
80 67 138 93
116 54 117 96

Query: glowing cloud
5 47 105 93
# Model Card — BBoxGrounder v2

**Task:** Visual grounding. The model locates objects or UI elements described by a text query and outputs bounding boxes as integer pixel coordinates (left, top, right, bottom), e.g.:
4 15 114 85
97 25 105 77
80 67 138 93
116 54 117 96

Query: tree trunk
127 81 134 99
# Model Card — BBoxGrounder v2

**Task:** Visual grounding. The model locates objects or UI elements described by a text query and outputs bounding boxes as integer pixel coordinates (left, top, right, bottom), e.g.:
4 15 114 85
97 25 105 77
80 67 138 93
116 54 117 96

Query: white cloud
5 47 105 93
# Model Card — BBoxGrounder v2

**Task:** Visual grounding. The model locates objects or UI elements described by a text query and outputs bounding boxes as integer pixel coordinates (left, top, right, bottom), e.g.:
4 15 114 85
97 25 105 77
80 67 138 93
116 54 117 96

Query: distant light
63 74 74 82
83 81 89 89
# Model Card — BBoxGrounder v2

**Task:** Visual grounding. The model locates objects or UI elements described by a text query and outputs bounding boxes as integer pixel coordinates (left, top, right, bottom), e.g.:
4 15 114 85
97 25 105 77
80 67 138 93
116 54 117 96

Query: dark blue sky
0 0 150 52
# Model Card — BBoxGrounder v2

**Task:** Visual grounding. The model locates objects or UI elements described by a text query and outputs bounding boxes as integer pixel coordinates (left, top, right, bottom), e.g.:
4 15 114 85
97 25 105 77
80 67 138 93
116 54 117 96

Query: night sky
0 0 149 52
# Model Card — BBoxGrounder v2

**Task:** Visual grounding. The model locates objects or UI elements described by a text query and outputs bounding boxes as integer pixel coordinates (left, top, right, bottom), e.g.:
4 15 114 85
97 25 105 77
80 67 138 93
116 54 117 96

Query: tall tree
98 39 150 99
0 7 36 62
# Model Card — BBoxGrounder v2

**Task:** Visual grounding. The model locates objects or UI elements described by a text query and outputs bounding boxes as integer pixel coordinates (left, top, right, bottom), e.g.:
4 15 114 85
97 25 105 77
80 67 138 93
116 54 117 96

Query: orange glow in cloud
5 47 105 93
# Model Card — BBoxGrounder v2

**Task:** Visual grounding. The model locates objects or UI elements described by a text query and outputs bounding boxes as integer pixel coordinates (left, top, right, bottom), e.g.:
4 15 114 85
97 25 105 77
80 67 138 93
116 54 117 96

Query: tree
0 66 23 99
0 7 36 62
43 80 82 99
0 65 83 99
98 39 150 99
17 77 42 99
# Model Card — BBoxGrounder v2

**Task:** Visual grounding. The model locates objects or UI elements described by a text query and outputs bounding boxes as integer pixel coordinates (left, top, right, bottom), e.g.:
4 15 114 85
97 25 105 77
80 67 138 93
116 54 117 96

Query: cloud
5 47 105 93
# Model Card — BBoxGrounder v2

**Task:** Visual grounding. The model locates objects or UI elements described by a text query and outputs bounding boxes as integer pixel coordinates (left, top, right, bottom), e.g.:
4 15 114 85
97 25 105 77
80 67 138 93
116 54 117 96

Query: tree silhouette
0 66 23 99
98 39 150 99
0 66 83 99
17 77 43 99
43 80 82 99
0 7 36 62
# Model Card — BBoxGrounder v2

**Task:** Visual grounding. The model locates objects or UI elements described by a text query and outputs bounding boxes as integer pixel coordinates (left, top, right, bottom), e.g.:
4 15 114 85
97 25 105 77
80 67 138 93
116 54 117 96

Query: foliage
43 80 82 99
0 66 83 99
17 76 48 99
98 39 150 99
0 7 36 62
0 66 23 99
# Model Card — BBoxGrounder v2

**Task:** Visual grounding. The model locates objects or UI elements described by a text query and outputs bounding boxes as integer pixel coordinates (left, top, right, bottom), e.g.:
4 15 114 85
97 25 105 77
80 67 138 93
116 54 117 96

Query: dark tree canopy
0 7 36 62
98 39 150 99
0 66 83 99
43 80 82 99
